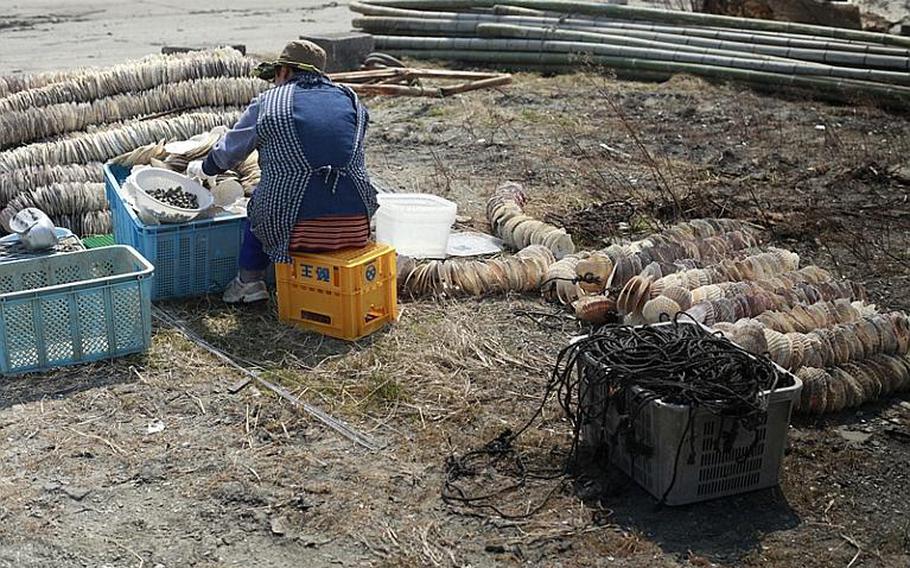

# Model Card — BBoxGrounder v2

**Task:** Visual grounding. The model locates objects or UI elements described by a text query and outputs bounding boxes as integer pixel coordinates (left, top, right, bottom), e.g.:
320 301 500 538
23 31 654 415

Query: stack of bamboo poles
351 0 910 107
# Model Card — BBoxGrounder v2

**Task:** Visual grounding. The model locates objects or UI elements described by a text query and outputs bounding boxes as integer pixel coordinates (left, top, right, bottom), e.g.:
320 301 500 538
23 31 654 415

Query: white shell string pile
398 245 555 297
110 128 261 195
0 163 103 207
0 48 253 112
0 78 267 148
0 110 242 173
0 183 109 234
486 181 575 259
713 310 910 413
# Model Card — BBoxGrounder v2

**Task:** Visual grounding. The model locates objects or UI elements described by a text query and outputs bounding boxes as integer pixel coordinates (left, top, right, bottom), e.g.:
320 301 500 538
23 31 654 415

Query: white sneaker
222 276 269 304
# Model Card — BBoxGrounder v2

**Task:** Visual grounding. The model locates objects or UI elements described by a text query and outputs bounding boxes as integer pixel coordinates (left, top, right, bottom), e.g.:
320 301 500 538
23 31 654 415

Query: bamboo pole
349 3 910 58
440 74 513 94
358 0 910 47
375 35 910 86
379 47 910 107
352 15 910 70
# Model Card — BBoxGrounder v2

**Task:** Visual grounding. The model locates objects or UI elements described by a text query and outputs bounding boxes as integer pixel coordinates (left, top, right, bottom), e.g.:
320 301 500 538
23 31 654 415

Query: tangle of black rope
442 314 789 516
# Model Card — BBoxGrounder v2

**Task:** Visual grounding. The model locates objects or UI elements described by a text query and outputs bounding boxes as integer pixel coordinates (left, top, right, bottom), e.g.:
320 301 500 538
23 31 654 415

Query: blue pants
239 220 270 272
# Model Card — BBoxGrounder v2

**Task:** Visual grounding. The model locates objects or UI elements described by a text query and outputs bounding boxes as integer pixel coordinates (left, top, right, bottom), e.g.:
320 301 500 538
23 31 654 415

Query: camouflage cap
253 40 327 80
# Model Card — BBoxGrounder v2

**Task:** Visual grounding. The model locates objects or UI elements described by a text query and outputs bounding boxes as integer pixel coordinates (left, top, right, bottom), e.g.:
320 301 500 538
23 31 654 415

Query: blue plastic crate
0 245 154 375
104 164 245 300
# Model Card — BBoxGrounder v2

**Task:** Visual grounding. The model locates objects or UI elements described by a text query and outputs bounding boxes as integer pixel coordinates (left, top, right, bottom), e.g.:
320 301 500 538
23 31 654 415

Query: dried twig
152 307 382 451
65 427 123 455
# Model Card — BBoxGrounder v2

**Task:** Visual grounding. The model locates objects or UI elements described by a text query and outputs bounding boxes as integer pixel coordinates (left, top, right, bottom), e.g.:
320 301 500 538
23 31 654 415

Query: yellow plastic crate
276 243 397 341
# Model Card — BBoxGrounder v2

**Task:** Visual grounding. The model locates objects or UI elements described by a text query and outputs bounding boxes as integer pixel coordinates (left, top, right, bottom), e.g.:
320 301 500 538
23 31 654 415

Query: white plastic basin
375 193 457 258
128 167 214 224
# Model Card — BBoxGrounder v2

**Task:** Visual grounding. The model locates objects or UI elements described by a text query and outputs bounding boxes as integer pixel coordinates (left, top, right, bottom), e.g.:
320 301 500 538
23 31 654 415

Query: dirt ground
2 63 910 568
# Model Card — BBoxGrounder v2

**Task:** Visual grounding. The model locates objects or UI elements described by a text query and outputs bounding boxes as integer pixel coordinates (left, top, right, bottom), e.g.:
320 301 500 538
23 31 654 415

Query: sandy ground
0 0 353 74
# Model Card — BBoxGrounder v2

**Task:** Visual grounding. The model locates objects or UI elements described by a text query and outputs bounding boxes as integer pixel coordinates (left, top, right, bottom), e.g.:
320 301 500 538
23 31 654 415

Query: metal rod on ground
151 307 382 452
357 0 910 47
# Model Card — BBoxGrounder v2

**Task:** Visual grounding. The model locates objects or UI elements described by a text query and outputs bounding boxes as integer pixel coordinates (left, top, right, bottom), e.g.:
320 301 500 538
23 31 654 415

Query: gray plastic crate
576 323 802 506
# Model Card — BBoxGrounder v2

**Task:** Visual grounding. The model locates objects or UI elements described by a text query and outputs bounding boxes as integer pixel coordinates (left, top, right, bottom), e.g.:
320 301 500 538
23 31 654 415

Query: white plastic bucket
374 193 457 258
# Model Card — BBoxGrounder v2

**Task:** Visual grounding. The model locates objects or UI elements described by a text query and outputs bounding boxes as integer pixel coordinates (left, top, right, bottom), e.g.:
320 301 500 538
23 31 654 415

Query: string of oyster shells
0 78 266 149
486 182 575 259
796 354 910 414
111 129 261 195
0 110 242 173
0 163 103 207
398 245 555 297
51 210 112 236
0 48 253 112
713 311 910 371
0 182 107 232
684 276 865 327
0 68 80 99
545 219 761 306
618 248 800 318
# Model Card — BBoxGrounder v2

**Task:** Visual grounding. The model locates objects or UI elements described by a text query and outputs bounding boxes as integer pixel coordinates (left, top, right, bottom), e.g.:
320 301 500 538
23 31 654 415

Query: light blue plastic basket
0 245 154 375
104 164 246 301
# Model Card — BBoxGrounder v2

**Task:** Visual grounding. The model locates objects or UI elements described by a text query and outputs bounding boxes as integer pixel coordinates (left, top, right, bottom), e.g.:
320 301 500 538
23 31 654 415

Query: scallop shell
500 214 529 243
841 328 865 362
730 295 752 321
786 333 805 370
800 334 825 368
574 296 617 324
542 256 580 304
830 367 864 409
849 319 882 356
616 276 649 316
828 328 851 365
884 354 910 391
730 321 768 355
889 313 910 354
797 367 828 414
512 219 539 248
863 357 897 396
823 370 848 413
575 255 613 294
661 286 693 311
711 298 737 324
691 284 722 304
639 261 664 281
629 276 652 315
764 329 791 369
686 301 716 326
843 362 880 401
641 296 682 324
872 316 899 354
788 305 816 333
814 329 838 367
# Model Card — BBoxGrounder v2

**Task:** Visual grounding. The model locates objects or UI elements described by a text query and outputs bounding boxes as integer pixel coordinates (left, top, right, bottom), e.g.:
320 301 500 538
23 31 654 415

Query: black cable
442 316 791 517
